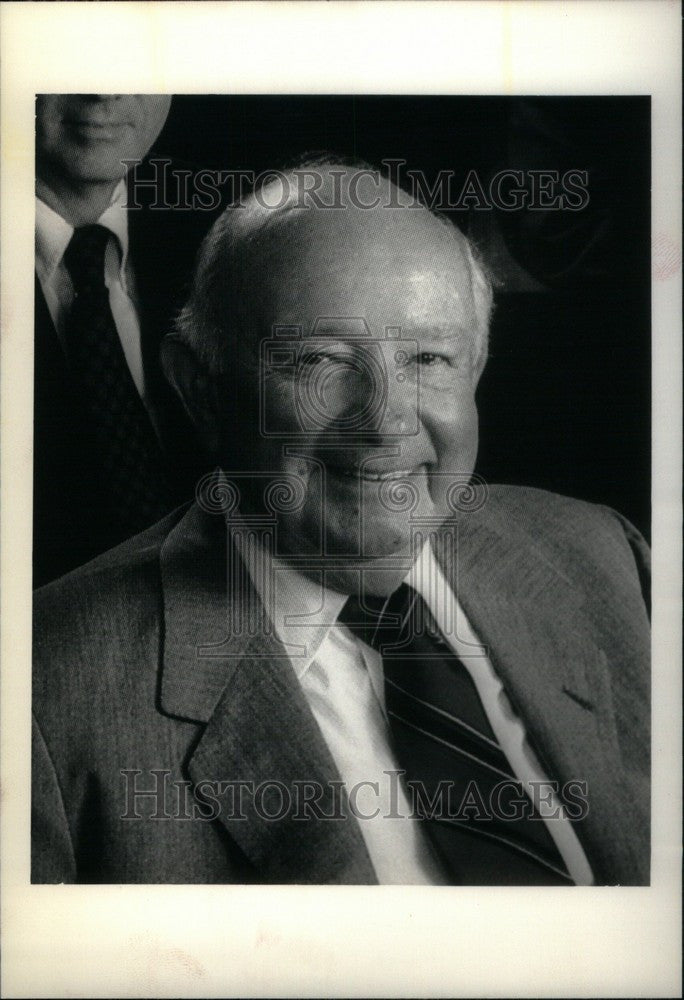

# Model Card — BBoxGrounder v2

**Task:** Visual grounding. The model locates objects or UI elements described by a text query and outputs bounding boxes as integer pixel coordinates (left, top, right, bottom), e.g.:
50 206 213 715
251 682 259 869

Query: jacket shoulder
35 508 184 616
33 508 187 698
483 483 644 540
476 484 649 602
485 482 624 524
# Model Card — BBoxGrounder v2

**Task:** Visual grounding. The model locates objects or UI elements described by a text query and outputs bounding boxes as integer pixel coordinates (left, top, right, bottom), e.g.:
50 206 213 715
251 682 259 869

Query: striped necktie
339 584 574 885
63 224 171 540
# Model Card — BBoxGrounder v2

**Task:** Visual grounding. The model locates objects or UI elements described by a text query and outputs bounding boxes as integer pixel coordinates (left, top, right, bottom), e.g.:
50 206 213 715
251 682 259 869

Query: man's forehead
275 199 468 259
255 203 473 309
272 318 471 341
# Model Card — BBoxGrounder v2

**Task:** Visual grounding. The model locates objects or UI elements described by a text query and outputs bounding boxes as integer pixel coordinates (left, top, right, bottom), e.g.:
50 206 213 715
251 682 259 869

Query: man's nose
358 345 418 439
77 95 125 105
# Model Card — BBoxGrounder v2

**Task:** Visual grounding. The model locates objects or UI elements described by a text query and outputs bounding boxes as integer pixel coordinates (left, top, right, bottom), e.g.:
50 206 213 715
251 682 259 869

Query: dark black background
157 96 651 537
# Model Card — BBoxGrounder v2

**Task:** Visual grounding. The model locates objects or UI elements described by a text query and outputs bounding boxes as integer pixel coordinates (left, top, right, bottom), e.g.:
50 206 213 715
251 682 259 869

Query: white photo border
1 2 681 997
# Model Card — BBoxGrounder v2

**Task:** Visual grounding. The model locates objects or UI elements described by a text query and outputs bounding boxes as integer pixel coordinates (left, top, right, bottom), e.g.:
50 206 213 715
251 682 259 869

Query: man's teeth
334 467 416 481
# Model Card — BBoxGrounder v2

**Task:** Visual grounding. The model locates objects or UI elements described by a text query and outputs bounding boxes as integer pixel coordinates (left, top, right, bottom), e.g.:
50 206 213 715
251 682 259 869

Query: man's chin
71 158 129 184
330 557 416 597
274 526 417 596
317 533 418 598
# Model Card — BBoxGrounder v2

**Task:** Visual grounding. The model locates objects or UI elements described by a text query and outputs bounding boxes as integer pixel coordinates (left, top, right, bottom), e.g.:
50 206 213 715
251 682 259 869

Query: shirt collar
35 178 129 284
35 197 73 286
406 533 450 612
97 179 130 271
231 522 348 679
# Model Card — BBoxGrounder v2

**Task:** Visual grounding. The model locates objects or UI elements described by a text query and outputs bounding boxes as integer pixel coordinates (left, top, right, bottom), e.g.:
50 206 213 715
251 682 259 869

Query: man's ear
160 334 223 459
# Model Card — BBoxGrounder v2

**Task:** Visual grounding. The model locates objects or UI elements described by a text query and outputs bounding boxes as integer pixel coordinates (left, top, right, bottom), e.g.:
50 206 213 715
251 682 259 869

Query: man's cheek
427 398 478 467
262 380 307 436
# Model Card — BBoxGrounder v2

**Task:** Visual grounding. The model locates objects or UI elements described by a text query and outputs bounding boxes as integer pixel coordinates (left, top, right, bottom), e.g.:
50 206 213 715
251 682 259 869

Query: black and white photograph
31 93 651 887
1 2 680 997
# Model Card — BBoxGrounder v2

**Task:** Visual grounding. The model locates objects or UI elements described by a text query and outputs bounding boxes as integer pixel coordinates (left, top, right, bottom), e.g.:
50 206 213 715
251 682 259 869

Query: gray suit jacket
32 485 651 884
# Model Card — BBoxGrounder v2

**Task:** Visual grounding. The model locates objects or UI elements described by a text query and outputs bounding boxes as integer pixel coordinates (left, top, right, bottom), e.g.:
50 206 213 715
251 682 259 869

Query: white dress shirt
35 183 153 418
233 529 594 886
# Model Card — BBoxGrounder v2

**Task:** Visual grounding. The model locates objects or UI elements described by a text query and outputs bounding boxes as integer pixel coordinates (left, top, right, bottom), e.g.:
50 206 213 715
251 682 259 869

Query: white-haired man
32 160 650 885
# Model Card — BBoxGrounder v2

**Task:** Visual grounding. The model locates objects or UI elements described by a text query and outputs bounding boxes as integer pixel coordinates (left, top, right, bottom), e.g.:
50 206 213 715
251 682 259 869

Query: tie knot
63 224 115 294
339 583 419 651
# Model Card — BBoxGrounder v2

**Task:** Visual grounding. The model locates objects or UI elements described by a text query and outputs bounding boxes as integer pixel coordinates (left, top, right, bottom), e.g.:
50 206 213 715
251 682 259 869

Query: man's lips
64 119 132 141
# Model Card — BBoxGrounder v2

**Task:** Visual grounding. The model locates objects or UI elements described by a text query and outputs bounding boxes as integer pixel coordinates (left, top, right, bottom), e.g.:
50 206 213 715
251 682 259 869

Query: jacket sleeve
32 715 76 883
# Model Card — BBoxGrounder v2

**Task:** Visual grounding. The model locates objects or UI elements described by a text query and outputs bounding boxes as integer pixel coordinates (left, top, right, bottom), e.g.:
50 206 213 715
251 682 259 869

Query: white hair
170 155 494 377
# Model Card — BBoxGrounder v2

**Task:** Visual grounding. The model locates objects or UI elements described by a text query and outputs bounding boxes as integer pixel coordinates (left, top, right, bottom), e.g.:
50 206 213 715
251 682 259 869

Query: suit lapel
435 503 646 883
187 648 378 884
159 503 377 884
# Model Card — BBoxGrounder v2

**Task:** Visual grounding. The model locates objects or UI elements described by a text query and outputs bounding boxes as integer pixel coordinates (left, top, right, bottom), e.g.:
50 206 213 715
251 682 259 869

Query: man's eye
416 352 447 366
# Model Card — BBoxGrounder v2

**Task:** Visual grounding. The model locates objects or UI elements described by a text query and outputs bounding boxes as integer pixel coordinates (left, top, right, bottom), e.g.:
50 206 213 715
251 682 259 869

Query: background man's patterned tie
63 225 172 539
340 584 574 884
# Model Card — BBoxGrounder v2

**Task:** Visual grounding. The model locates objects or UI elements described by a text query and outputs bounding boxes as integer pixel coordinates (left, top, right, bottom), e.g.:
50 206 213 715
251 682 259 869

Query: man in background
34 94 212 585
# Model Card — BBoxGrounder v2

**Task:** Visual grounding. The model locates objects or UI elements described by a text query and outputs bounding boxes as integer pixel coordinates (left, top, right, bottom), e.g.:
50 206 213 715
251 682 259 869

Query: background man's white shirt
35 182 157 428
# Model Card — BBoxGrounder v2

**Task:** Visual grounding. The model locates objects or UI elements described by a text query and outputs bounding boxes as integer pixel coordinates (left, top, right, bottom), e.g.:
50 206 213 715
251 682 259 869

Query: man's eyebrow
400 325 474 342
290 324 474 342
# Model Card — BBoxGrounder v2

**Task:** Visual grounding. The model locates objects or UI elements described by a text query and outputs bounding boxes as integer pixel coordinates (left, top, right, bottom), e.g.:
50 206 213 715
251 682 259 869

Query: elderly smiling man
32 159 650 886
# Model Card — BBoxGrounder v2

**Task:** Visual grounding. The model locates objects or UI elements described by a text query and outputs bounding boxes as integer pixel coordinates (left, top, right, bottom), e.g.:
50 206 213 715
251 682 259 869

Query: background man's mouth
65 120 131 140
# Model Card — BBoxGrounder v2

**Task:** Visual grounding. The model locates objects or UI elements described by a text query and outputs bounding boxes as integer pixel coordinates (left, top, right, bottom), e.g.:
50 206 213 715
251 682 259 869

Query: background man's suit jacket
33 162 217 586
32 485 651 885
